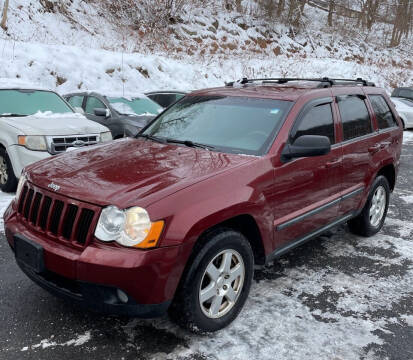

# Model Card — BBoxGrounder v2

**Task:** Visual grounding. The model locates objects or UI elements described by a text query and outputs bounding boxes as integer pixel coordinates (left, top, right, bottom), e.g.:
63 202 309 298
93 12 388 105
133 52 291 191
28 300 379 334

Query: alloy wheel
0 155 8 185
369 185 386 227
199 249 245 319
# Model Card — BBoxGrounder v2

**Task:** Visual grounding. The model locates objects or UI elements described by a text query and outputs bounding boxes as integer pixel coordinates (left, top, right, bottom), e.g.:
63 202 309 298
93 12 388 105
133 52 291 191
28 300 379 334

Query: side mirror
94 108 110 118
282 135 331 160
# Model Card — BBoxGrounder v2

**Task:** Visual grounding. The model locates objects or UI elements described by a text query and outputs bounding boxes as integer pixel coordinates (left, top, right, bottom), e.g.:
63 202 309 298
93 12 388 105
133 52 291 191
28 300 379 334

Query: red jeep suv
4 78 403 332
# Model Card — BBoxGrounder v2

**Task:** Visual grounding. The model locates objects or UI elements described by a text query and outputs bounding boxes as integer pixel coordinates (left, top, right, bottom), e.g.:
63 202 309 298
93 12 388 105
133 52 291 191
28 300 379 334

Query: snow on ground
20 331 91 351
0 37 411 97
139 226 413 360
0 192 14 231
403 131 413 145
0 1 412 95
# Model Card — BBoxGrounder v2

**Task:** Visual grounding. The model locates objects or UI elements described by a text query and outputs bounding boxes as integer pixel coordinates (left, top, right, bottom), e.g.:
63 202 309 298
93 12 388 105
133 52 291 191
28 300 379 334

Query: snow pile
21 331 92 351
0 0 411 95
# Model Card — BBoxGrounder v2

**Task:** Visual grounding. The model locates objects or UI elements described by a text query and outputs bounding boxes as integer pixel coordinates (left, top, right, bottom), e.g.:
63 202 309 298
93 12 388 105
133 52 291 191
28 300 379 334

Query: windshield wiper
0 113 28 117
166 138 215 151
135 133 166 144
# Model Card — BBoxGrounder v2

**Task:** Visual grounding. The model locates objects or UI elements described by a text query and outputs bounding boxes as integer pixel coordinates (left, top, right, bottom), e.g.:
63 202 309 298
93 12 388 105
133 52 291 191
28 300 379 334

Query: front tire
348 176 390 237
169 229 254 333
0 148 18 193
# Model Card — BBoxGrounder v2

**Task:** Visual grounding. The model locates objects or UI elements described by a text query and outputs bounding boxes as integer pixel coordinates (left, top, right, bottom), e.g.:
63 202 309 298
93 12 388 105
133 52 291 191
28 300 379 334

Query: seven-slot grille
48 135 99 154
17 183 99 247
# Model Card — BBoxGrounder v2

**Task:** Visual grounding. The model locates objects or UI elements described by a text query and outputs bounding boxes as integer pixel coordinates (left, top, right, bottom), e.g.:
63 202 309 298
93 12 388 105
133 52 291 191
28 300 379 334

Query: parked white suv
391 97 413 129
0 85 112 192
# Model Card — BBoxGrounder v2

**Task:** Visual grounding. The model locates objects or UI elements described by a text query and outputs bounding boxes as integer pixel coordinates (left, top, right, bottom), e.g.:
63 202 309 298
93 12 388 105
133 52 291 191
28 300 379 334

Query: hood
1 113 108 135
27 138 256 208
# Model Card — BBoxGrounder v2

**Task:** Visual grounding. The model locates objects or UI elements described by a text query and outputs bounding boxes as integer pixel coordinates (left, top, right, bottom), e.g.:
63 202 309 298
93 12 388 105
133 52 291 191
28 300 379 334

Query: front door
272 97 343 250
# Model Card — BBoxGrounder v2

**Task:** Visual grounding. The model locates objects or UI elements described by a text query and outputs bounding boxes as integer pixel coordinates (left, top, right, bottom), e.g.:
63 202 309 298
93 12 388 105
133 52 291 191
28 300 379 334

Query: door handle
325 159 341 168
368 145 380 154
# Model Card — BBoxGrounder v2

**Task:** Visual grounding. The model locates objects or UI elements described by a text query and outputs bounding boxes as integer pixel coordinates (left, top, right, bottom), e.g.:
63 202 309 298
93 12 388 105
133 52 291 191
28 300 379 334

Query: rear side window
369 95 397 130
85 96 106 114
292 103 335 144
67 95 84 108
337 95 372 141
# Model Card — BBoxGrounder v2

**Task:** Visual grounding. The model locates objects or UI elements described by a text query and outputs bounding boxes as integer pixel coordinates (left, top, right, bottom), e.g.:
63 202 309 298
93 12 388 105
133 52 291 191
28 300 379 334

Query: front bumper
7 145 51 178
15 250 171 317
4 204 188 317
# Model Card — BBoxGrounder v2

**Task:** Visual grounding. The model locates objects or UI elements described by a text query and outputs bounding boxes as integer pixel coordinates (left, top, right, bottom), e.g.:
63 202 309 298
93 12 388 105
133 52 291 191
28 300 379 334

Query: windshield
0 89 73 116
108 97 162 116
142 95 293 155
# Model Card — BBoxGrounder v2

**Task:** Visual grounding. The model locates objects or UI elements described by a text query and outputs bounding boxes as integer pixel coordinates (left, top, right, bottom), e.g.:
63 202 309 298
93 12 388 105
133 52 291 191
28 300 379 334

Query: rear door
333 89 378 216
367 91 402 179
272 96 343 249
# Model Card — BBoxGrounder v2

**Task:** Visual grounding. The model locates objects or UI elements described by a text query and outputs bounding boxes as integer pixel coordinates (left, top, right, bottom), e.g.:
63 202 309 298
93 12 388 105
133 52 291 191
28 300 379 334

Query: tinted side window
85 96 106 114
369 95 397 130
67 95 84 108
292 103 335 144
337 95 372 141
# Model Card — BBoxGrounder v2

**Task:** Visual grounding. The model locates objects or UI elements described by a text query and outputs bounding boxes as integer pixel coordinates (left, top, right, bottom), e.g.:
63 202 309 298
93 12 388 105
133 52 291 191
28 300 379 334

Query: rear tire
348 176 390 237
0 148 18 193
169 228 254 333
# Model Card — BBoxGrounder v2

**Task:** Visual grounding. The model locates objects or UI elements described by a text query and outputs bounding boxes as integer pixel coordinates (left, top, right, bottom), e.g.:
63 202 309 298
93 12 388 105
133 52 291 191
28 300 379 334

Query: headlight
100 131 112 143
18 135 47 151
16 174 26 201
95 205 164 248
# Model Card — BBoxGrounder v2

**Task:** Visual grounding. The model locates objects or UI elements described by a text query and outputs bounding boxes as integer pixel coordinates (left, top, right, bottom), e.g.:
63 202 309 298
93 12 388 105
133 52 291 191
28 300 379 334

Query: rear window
369 95 397 130
337 95 372 141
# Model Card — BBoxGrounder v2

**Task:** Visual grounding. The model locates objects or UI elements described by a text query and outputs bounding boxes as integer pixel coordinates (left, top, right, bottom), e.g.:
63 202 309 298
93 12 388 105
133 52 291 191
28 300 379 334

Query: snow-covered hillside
0 0 412 94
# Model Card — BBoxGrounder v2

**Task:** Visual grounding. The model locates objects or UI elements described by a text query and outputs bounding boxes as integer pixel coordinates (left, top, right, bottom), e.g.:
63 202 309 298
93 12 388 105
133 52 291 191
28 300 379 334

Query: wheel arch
376 163 396 191
186 213 267 266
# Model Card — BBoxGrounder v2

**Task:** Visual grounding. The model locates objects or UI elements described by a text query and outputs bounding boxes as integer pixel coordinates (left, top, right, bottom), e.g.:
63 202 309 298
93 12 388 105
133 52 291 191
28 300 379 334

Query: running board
266 212 356 264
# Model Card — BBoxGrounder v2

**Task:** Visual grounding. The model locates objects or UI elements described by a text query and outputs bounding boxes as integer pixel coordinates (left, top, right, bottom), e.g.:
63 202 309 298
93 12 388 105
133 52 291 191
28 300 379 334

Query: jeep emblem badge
48 182 60 192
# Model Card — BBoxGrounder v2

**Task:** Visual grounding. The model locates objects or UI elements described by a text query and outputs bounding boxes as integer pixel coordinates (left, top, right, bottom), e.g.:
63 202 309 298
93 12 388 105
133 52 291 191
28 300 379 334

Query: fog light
117 289 129 304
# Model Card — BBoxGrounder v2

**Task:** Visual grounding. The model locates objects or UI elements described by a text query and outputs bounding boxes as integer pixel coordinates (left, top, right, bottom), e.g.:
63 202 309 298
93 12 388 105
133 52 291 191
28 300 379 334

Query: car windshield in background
0 89 73 116
108 97 163 116
142 95 293 155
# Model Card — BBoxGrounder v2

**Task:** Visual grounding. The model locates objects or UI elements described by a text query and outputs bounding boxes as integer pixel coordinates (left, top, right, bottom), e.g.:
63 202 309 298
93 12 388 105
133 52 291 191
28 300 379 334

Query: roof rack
225 77 376 88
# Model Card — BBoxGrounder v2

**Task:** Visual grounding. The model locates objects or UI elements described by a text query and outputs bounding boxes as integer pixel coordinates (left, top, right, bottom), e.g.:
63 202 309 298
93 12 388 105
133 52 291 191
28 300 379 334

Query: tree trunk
328 0 335 26
390 0 410 47
277 0 285 17
1 0 9 30
235 0 242 13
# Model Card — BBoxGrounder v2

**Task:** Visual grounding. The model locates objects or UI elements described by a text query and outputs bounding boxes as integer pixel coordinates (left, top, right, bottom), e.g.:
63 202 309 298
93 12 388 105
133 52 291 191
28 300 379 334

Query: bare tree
390 0 412 46
358 0 381 30
328 0 335 26
1 0 9 30
277 0 285 17
288 0 306 28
